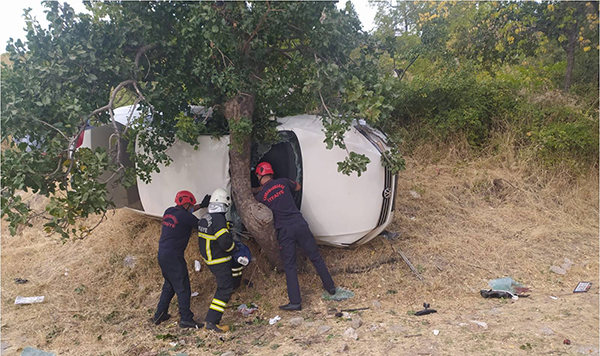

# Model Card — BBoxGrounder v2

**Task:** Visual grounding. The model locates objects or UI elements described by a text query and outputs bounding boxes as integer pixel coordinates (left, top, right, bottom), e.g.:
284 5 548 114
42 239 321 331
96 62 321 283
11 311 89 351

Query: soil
2 156 598 356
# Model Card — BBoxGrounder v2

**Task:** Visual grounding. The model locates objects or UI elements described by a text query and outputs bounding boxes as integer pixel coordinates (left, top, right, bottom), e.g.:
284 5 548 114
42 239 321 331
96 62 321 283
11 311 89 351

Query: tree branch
242 0 271 54
399 53 420 82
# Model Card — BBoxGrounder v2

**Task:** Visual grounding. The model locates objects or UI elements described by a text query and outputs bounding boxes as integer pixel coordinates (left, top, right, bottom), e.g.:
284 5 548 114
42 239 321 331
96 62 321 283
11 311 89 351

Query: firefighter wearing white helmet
198 188 236 333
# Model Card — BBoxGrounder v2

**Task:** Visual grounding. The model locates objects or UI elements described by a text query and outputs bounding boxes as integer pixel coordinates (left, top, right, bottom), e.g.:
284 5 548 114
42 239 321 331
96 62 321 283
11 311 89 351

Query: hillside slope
2 154 598 356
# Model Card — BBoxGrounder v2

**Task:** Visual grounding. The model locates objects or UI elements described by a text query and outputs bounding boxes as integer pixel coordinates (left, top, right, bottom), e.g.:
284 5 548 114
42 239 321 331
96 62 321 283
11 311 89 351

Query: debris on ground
469 320 488 329
14 277 28 284
194 260 201 272
341 307 370 312
380 230 401 240
344 327 359 340
432 329 440 336
550 296 558 300
409 190 421 199
488 277 529 294
415 303 437 316
480 289 520 300
20 347 56 356
563 339 571 345
269 315 281 325
15 296 45 305
573 282 592 293
550 265 567 275
190 292 199 297
561 257 574 271
322 286 354 301
123 255 136 268
237 303 258 317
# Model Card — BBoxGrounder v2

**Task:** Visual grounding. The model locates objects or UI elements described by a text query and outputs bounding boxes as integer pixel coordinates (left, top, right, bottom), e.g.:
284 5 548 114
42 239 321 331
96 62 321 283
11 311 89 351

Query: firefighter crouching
198 188 237 333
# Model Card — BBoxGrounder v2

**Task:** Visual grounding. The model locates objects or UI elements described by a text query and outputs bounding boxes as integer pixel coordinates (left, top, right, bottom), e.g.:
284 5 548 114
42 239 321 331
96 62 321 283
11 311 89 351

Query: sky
0 1 379 52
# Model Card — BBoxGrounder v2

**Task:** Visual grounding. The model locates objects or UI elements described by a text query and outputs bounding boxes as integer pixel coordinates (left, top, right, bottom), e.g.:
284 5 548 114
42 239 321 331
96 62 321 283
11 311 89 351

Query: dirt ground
1 152 598 356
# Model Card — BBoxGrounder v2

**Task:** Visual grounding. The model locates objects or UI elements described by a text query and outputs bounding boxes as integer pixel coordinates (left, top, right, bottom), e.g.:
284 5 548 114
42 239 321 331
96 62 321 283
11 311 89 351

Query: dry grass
2 144 598 356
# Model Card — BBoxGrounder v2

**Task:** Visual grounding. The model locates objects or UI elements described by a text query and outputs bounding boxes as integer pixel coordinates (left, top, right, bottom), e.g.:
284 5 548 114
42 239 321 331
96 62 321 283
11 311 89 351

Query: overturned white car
81 105 397 247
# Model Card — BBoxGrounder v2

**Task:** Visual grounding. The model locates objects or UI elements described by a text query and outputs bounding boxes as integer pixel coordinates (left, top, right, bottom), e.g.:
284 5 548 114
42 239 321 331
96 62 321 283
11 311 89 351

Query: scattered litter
191 292 199 297
64 268 69 276
488 277 529 294
563 339 571 345
409 190 421 199
573 282 592 293
415 303 437 316
14 277 28 284
269 315 281 325
237 303 258 317
322 287 354 301
341 307 370 313
380 230 401 240
549 265 567 275
335 311 352 319
549 296 558 300
123 255 136 268
480 289 521 300
20 346 56 356
15 296 45 305
343 327 359 340
561 258 574 271
169 342 177 347
194 260 201 272
469 320 488 329
432 329 440 336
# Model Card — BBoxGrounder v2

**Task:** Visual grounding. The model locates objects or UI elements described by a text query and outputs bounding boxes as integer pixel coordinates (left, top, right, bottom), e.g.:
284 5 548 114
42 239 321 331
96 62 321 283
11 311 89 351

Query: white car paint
81 107 396 247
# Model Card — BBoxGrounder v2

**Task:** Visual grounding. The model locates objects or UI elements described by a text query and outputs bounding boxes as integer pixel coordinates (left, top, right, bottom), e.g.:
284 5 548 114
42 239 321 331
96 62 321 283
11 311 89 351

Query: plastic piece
15 296 45 305
488 277 529 294
269 315 281 325
194 260 201 272
573 282 592 293
237 303 258 317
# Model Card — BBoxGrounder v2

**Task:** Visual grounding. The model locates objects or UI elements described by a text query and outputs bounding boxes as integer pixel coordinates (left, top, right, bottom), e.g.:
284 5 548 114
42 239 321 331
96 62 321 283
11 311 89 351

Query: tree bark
224 93 283 269
563 23 578 92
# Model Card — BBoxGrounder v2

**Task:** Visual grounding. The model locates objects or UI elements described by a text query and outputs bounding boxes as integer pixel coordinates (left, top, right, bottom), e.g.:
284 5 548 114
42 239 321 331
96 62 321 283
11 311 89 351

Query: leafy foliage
1 1 403 237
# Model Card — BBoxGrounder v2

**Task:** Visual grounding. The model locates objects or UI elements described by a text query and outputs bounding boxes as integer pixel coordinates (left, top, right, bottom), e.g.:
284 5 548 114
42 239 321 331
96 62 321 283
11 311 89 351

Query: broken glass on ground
322 287 355 301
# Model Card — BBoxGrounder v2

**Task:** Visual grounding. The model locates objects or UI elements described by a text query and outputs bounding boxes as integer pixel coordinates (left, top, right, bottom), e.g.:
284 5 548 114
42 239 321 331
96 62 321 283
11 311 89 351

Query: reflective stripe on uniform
209 304 225 313
232 272 242 277
212 298 227 307
214 228 228 237
199 232 217 240
224 241 235 252
206 238 212 260
231 267 244 272
204 256 232 265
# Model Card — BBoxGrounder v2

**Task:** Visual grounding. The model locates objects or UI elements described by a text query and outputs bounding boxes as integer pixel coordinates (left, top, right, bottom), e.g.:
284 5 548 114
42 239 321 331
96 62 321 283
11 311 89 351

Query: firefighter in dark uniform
253 162 336 311
198 188 236 332
153 190 210 328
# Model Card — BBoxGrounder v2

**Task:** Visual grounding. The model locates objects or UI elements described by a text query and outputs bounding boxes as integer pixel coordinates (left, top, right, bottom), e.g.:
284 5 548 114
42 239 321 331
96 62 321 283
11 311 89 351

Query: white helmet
210 188 231 206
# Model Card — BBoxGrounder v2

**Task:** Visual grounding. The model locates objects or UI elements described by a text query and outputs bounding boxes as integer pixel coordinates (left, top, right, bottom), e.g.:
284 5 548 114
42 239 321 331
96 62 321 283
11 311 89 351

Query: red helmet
174 190 196 206
256 162 274 176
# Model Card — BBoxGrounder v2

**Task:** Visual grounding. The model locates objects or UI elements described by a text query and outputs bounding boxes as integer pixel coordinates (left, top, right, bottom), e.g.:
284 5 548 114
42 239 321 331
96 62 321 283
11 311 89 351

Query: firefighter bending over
198 188 237 333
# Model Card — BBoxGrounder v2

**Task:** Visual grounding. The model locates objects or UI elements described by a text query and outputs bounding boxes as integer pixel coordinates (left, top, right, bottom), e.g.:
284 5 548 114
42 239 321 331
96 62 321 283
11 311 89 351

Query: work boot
328 287 337 296
279 303 302 311
179 319 204 329
205 322 230 333
151 312 171 325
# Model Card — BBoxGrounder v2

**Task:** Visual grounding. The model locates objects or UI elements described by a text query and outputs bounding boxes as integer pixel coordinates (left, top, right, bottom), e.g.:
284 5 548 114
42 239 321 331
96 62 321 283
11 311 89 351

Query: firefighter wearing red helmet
153 190 210 329
253 162 336 311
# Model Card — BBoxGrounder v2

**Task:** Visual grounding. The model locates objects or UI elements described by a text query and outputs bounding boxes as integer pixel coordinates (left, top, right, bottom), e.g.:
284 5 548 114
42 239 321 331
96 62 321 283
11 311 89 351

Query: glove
199 194 211 209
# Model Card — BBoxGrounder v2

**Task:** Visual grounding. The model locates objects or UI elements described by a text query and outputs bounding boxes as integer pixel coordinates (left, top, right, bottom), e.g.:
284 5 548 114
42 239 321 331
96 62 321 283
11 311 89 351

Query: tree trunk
224 92 283 269
563 23 578 92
